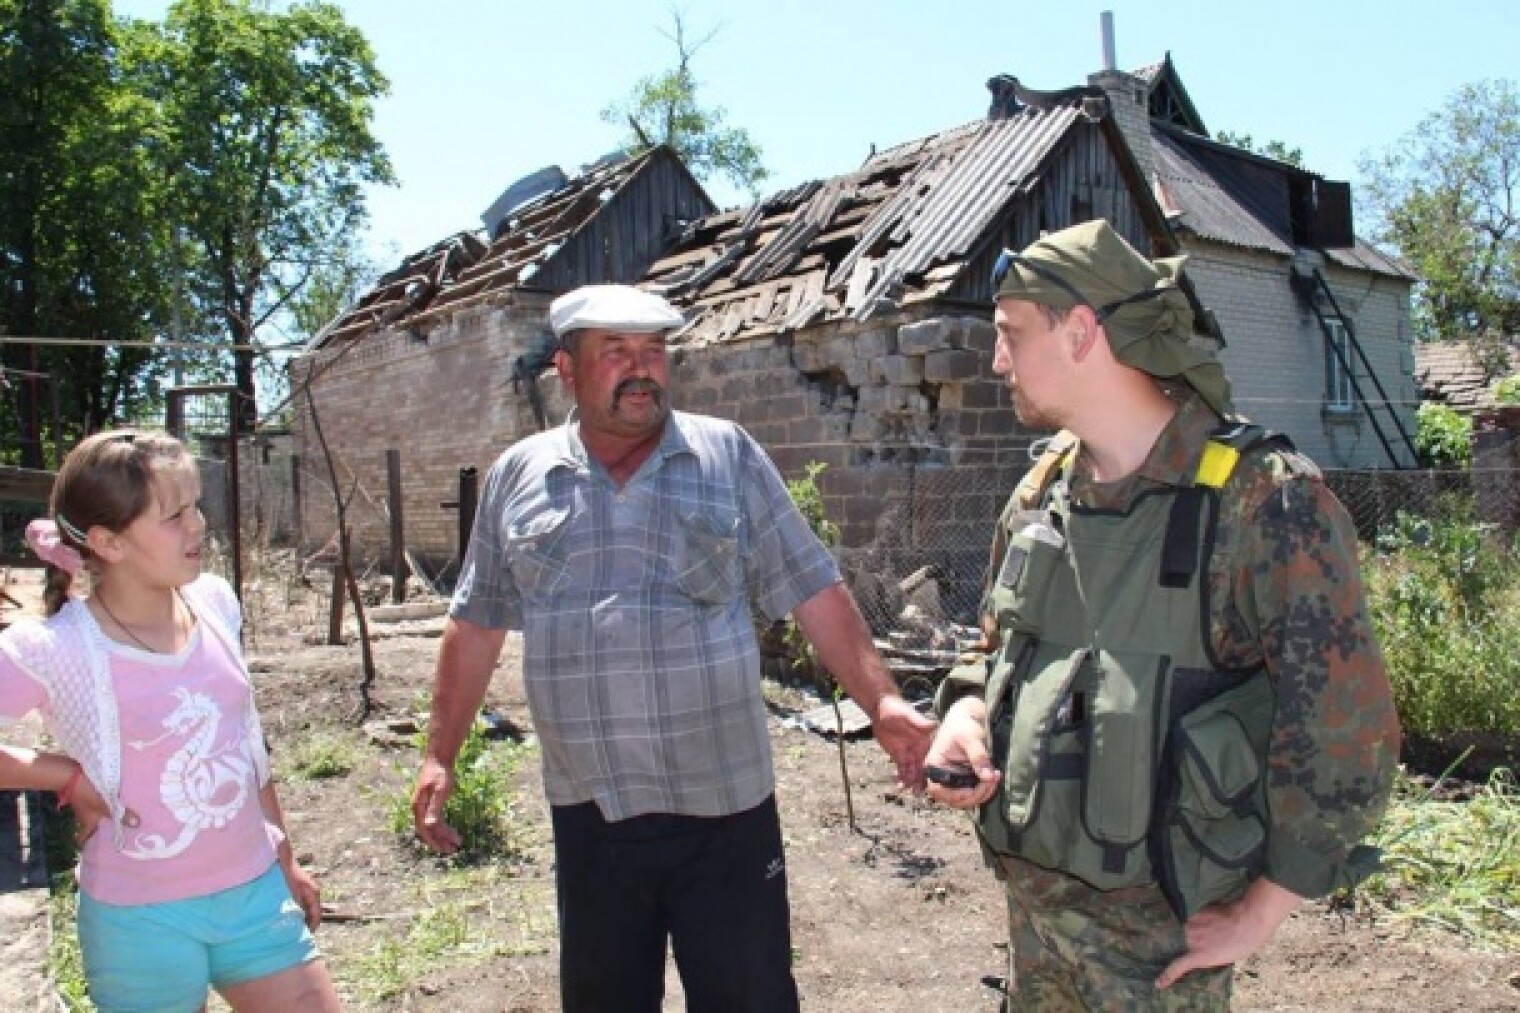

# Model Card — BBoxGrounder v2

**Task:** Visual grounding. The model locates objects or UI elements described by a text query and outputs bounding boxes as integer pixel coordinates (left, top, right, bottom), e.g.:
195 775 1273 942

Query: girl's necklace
93 592 183 654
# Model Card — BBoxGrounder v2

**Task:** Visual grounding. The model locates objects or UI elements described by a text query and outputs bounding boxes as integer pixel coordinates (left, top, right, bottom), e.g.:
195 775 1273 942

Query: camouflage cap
992 220 1233 415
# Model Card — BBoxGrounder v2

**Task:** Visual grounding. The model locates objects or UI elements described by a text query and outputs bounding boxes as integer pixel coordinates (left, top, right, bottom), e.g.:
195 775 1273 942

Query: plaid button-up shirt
451 411 840 821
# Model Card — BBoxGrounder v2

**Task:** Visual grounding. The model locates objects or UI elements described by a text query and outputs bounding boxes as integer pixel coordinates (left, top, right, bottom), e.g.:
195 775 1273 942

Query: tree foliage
0 0 172 465
1214 130 1304 168
601 11 768 197
1360 80 1520 344
0 0 392 463
134 0 395 427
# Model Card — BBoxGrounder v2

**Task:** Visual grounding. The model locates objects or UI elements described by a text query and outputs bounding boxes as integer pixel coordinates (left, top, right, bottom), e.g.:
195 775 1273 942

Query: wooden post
386 449 407 604
327 565 345 645
290 454 302 550
457 467 478 569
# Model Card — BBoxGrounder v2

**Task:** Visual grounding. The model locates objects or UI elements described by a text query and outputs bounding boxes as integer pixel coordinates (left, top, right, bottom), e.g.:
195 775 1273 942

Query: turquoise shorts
77 862 319 1013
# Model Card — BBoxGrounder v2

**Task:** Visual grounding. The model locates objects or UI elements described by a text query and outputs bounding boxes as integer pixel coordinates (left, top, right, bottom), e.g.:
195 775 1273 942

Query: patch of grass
43 806 93 1012
1362 766 1520 950
388 716 528 860
281 730 358 781
344 877 554 1003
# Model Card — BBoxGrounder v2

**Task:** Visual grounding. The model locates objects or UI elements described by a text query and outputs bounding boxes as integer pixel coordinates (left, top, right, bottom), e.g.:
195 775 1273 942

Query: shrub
283 731 357 780
1492 374 1520 405
780 462 838 686
1365 503 1520 737
390 717 524 859
1413 403 1473 468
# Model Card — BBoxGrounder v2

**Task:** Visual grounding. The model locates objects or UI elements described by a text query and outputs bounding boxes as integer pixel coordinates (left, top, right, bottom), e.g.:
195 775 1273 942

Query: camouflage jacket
942 393 1402 900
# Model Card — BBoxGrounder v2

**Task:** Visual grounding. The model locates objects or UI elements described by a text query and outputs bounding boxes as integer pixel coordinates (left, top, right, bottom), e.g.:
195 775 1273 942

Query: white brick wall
1183 241 1417 468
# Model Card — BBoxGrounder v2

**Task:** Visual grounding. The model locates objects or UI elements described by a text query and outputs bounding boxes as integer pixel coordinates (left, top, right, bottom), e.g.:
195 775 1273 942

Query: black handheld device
925 763 981 790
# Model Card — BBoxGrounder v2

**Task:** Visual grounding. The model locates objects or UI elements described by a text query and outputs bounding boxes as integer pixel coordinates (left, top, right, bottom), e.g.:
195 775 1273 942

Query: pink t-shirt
0 608 276 905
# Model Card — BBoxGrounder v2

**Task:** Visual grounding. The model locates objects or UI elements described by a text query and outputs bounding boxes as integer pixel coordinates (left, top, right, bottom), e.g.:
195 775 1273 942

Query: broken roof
1132 59 1414 280
311 146 711 350
646 86 1160 345
1415 340 1520 412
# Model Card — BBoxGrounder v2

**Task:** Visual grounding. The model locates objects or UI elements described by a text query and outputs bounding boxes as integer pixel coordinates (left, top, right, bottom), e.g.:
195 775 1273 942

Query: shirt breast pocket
673 509 742 606
505 508 572 600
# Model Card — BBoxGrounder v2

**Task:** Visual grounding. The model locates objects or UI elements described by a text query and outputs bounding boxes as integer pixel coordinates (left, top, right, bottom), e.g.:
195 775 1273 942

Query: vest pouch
989 511 1065 635
983 646 1160 892
981 642 1084 861
1159 676 1272 919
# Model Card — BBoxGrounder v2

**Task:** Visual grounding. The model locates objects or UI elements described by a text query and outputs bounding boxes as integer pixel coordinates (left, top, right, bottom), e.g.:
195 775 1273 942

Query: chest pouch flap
1081 648 1166 849
989 511 1065 636
997 644 1087 830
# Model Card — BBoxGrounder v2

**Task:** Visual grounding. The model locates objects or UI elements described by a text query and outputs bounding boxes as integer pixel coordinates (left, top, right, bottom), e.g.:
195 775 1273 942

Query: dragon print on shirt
122 686 256 860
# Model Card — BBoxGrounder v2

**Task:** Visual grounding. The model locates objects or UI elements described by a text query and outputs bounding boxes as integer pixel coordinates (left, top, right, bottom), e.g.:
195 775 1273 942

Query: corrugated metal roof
646 95 1106 345
1151 128 1294 255
1152 126 1415 280
1326 242 1418 281
312 147 711 347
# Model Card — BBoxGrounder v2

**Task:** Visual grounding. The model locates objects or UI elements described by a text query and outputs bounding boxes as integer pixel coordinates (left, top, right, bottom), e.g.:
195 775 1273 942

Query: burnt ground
11 561 1520 1011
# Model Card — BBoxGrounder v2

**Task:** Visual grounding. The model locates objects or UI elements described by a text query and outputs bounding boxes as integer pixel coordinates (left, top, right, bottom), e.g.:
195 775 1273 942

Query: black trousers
551 794 801 1013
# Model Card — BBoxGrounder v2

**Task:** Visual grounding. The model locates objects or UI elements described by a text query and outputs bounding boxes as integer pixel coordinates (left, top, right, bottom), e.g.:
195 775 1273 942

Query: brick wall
289 293 571 571
673 311 1034 627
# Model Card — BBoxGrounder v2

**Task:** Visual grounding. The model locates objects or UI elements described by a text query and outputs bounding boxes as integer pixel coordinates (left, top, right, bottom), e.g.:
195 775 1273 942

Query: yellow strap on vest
1194 440 1240 489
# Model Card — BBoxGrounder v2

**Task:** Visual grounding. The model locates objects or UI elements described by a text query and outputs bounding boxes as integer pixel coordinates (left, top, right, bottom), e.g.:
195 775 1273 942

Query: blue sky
113 0 1517 265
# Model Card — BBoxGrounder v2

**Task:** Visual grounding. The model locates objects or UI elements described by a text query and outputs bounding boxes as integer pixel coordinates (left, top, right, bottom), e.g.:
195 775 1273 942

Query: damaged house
1090 51 1420 468
291 43 1419 630
289 146 714 569
640 77 1191 624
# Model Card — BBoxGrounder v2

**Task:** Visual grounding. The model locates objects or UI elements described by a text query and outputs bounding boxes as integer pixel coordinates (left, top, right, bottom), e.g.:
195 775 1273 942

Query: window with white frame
1323 318 1356 411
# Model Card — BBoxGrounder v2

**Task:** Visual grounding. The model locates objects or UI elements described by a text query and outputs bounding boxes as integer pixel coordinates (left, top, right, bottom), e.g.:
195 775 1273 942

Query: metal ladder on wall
1289 265 1418 469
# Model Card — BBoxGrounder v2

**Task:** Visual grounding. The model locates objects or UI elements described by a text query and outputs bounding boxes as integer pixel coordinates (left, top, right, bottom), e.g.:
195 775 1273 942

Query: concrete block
855 328 898 359
880 354 924 386
898 319 953 355
923 348 981 382
792 340 829 373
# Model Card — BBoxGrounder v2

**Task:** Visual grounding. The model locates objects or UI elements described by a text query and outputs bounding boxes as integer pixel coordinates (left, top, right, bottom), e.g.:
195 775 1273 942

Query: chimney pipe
1100 11 1116 71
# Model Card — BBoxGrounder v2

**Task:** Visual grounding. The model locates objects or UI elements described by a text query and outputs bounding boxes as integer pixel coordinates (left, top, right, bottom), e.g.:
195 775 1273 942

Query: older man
924 221 1400 1010
412 284 935 1012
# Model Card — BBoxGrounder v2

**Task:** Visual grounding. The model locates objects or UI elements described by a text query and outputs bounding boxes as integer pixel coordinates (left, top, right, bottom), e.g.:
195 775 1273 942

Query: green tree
1214 130 1304 168
0 0 172 465
1359 80 1520 344
132 0 395 427
601 11 768 196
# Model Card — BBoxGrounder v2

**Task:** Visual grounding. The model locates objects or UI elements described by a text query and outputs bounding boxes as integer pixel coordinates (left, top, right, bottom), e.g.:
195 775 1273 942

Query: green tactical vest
976 424 1280 921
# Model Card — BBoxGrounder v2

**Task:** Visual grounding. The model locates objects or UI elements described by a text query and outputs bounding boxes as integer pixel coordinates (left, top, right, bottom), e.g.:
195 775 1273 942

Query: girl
0 432 343 1012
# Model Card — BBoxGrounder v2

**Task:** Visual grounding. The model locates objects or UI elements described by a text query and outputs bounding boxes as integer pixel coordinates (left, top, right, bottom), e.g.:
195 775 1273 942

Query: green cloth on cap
995 220 1234 415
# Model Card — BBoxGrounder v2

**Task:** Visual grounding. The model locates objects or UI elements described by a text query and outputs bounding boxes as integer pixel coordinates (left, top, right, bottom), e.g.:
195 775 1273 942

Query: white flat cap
549 284 684 339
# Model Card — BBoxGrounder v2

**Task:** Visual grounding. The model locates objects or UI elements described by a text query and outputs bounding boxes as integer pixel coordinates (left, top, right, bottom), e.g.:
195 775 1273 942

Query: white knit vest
0 574 271 850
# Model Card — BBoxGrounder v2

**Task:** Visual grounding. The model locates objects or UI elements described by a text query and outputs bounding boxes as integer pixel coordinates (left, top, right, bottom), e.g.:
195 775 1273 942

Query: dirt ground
11 561 1520 1011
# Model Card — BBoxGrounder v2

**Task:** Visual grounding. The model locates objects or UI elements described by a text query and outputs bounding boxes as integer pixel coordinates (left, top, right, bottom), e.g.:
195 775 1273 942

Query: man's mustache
613 378 664 407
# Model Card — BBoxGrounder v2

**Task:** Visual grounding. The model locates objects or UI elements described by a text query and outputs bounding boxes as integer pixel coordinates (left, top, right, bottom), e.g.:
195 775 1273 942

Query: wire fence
11 419 1520 652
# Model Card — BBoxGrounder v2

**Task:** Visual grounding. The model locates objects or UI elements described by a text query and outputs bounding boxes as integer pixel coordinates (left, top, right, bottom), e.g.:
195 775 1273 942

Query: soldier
924 220 1401 1010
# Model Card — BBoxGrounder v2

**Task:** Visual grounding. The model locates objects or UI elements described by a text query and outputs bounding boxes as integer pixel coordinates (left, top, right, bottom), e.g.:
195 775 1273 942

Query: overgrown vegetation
281 731 358 781
44 806 91 1012
1364 501 1520 737
388 716 526 860
1363 766 1520 951
342 866 554 1003
1413 402 1475 468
